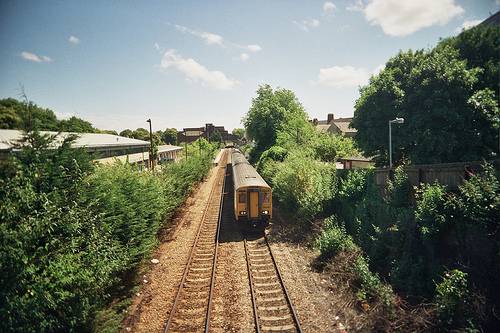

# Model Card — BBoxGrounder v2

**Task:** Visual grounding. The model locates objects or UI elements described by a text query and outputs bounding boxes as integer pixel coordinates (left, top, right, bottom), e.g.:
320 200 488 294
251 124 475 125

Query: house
311 113 357 137
177 123 239 143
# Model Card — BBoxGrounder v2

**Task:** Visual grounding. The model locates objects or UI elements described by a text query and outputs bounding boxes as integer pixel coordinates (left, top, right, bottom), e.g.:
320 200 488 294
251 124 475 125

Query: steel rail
204 161 227 332
265 235 303 333
244 232 303 333
164 151 226 333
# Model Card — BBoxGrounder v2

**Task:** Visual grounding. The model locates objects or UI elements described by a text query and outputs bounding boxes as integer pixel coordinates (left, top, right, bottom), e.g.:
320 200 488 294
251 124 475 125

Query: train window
262 192 270 203
239 192 246 203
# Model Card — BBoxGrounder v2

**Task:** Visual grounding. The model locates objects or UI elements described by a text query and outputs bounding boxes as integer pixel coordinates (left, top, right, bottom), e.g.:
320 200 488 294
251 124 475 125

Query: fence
374 160 500 190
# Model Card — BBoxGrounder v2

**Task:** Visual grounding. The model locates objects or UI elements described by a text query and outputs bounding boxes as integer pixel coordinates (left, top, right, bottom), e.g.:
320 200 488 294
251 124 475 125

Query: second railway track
164 151 227 333
244 234 303 333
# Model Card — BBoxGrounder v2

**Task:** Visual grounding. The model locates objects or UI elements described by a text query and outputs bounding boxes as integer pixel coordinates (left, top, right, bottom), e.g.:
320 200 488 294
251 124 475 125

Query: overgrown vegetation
351 25 500 166
0 104 215 332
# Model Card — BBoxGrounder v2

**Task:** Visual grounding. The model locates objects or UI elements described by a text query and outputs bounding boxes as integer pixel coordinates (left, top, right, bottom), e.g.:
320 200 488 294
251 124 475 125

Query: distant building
311 113 357 138
0 129 182 169
177 123 239 143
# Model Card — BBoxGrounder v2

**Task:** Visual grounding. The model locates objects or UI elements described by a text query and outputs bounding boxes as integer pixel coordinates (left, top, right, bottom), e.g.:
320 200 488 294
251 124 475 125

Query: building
337 156 374 169
0 129 183 168
311 113 357 137
177 123 239 143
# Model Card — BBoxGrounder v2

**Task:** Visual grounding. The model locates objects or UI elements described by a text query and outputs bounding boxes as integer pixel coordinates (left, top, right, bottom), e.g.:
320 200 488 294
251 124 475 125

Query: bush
272 151 335 218
315 216 357 260
414 182 449 239
0 131 214 332
435 269 475 330
353 256 395 309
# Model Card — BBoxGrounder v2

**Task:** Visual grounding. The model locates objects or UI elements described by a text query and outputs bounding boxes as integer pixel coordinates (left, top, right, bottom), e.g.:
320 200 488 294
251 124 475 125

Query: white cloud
240 53 249 62
174 24 224 46
316 66 370 88
455 19 482 32
246 44 262 52
294 18 320 31
363 0 464 37
160 49 239 90
68 35 80 44
154 42 160 51
20 51 52 63
347 0 364 12
323 2 337 14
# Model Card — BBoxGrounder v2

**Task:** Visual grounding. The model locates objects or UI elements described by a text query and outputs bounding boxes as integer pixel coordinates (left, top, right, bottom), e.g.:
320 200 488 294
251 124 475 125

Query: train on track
231 149 272 229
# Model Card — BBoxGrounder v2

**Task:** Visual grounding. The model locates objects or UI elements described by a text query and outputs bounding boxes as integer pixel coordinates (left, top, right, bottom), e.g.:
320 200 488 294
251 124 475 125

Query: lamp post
146 119 154 171
389 117 404 169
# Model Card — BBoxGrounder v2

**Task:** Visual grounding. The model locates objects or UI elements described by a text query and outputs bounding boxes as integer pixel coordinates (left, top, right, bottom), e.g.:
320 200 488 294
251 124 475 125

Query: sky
0 0 498 133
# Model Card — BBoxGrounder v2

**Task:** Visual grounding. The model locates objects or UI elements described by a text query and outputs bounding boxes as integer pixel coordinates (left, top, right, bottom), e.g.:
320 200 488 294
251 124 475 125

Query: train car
232 149 272 229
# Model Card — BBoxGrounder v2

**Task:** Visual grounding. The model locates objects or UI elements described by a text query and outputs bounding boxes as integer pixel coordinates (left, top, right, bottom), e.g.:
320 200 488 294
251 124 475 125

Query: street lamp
146 119 154 171
389 117 404 169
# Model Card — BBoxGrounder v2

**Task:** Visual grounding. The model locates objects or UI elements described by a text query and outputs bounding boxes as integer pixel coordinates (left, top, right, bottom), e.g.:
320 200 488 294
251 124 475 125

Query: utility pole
389 117 404 169
146 119 154 171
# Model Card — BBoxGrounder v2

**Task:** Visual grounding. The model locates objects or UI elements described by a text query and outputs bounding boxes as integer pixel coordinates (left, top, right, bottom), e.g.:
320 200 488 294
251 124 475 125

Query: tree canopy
162 128 178 145
232 128 245 139
244 84 310 160
352 25 499 166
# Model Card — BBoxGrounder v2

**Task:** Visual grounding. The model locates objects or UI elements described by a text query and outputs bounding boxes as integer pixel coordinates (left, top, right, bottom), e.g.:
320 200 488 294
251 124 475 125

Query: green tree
119 129 133 137
162 128 178 145
0 105 21 129
438 25 500 98
132 128 150 141
209 130 223 143
352 46 498 165
232 128 245 139
59 116 96 133
244 84 309 160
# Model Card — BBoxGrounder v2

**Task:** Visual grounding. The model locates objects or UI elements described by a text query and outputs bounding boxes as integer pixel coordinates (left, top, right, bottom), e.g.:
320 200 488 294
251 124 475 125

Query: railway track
164 152 227 333
244 234 303 333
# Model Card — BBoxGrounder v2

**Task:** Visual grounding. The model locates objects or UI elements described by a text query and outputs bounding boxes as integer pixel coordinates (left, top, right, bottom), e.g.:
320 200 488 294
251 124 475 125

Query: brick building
177 123 239 143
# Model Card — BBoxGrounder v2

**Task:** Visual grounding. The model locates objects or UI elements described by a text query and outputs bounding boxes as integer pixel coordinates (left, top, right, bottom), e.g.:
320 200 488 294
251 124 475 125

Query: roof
0 129 150 151
231 150 270 190
157 145 183 153
316 124 332 133
338 156 373 162
332 121 357 134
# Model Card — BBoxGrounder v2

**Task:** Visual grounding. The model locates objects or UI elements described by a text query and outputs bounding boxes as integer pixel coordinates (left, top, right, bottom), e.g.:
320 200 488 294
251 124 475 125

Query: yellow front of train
231 150 272 229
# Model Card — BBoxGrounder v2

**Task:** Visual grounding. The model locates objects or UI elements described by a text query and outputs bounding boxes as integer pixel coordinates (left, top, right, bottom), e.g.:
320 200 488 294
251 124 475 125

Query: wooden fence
374 160 500 190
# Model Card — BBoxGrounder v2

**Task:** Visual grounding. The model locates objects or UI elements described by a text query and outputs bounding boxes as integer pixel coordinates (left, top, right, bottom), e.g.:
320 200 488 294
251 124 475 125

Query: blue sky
0 0 498 132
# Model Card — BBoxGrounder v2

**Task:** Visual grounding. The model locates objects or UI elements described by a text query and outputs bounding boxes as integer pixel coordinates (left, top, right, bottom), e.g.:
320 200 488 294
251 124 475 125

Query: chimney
313 118 318 125
327 113 334 124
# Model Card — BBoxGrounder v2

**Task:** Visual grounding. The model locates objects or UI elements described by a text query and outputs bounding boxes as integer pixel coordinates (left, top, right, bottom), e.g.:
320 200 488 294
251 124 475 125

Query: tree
132 128 150 141
0 105 21 129
438 25 500 98
119 129 133 137
352 46 498 166
244 84 309 160
232 128 245 140
209 130 223 144
59 116 95 133
162 128 178 145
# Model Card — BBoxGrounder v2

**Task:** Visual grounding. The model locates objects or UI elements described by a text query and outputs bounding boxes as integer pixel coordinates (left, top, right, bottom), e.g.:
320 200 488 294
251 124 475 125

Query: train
231 149 272 229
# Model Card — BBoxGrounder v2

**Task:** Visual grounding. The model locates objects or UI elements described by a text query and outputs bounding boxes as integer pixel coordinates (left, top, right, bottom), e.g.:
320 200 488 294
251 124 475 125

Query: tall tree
119 129 133 138
59 116 95 133
232 128 245 140
352 46 499 166
244 84 309 160
162 128 178 145
132 128 150 141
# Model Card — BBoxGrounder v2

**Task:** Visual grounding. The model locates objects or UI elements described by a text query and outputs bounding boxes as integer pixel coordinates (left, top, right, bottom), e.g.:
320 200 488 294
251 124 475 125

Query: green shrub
435 269 475 330
272 151 335 218
353 256 395 309
415 182 449 239
0 130 213 332
315 216 357 260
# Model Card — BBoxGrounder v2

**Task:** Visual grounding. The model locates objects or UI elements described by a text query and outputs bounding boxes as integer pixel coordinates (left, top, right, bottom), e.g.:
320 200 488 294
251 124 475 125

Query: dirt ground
122 163 362 332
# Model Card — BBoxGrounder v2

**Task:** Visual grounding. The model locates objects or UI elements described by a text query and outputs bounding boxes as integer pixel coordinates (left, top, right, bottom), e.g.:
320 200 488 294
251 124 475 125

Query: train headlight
262 210 269 215
239 211 247 215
